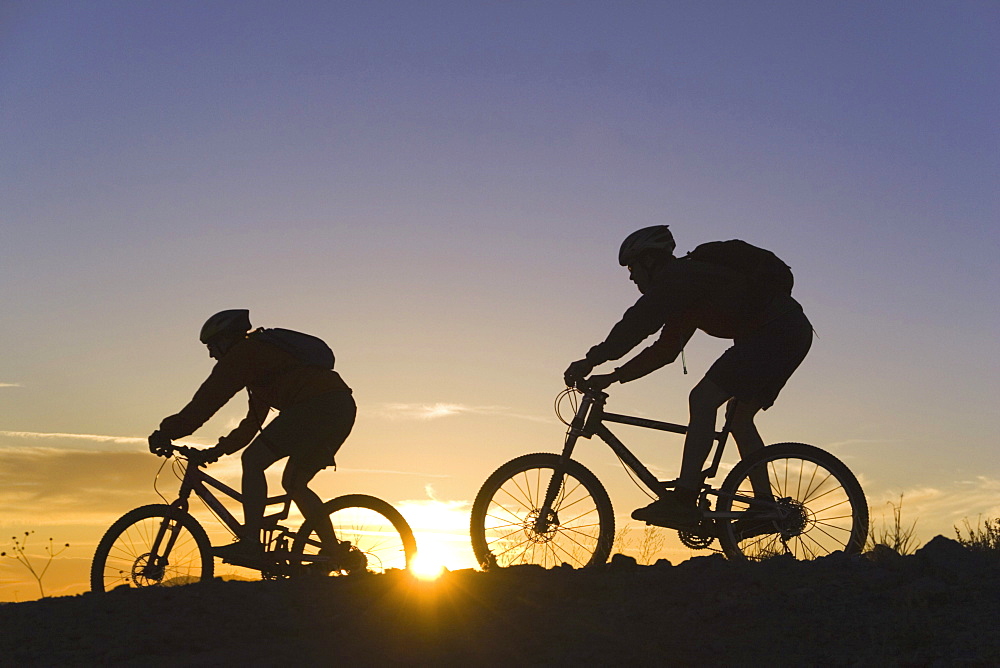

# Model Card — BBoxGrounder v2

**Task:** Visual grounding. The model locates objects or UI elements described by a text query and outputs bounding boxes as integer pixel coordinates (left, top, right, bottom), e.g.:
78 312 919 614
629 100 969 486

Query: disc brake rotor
523 508 559 543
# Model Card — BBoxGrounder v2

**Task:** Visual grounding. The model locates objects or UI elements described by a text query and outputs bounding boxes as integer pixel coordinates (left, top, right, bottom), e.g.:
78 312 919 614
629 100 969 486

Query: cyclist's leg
269 391 357 552
633 377 728 523
677 378 731 495
707 305 812 503
282 459 337 551
728 400 771 500
241 439 284 543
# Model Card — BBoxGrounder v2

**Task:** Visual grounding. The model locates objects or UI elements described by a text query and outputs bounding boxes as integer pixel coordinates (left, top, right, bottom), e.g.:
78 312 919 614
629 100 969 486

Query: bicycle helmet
199 309 252 344
618 226 676 266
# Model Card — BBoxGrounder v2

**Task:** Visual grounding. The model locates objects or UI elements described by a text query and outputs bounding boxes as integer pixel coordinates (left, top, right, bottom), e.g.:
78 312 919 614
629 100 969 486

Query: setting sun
409 552 447 582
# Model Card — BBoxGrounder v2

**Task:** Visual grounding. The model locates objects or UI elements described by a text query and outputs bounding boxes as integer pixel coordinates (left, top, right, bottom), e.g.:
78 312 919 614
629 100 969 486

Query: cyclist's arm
216 394 270 455
583 289 689 366
612 322 696 383
158 346 255 439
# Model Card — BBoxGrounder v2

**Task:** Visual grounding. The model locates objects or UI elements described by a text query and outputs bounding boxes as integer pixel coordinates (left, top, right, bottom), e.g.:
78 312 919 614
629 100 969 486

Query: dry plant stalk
2 531 70 598
637 525 666 564
865 494 918 555
613 523 633 555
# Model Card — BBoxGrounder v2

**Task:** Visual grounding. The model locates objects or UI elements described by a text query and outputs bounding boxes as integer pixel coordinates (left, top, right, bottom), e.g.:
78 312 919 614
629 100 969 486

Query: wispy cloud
371 402 551 423
337 467 450 478
820 438 901 451
0 448 164 522
0 430 146 445
0 383 22 388
867 477 1000 538
0 430 217 450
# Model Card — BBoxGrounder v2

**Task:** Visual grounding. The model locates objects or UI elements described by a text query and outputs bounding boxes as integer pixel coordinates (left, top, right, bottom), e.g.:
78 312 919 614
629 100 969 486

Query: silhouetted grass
612 522 668 565
954 516 1000 556
865 494 918 555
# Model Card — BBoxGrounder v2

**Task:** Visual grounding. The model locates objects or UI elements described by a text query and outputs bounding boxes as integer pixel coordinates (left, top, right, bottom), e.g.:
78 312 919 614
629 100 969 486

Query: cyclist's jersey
584 257 802 380
158 336 351 452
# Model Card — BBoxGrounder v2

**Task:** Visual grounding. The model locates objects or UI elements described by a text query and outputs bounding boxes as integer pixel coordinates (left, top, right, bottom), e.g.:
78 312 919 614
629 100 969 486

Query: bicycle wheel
470 453 614 570
91 504 213 592
291 494 416 574
716 442 868 561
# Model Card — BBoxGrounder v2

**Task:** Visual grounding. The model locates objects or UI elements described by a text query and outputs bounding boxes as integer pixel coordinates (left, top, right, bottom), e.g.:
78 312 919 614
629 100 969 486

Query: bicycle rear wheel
91 504 213 592
716 442 868 561
291 494 416 574
470 453 614 570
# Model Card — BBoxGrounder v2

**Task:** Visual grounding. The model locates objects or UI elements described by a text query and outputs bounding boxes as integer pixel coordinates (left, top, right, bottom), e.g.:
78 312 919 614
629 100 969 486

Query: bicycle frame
537 389 741 531
159 455 300 554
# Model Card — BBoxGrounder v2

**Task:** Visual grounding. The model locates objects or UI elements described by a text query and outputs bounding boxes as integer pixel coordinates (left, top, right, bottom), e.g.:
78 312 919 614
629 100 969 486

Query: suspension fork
147 465 197 571
534 391 601 532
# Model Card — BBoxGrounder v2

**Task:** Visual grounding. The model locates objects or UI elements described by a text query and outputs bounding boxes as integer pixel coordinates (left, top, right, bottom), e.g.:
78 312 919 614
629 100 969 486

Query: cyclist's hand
564 359 594 387
190 445 223 467
148 430 172 457
584 373 616 391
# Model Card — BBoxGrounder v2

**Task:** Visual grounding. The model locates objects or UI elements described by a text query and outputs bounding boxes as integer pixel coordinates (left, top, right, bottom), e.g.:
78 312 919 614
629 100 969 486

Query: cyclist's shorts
705 306 812 410
257 390 356 471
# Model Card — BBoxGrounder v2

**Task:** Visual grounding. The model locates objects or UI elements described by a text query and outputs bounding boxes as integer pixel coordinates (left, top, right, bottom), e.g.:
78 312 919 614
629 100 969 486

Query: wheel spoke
801 470 835 504
718 446 865 562
472 458 612 569
489 499 529 523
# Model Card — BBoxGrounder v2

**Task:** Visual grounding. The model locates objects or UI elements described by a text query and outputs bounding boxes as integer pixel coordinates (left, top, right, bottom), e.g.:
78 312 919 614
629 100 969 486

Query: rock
677 553 728 573
915 535 980 578
502 563 546 576
608 553 638 572
865 543 905 569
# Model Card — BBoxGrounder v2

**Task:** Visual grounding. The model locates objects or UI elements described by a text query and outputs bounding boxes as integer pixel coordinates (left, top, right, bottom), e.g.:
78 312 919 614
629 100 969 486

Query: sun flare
409 552 447 581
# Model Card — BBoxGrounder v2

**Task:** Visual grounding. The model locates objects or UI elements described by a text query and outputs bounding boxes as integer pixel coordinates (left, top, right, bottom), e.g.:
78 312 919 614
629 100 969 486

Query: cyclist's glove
584 372 617 391
194 444 225 466
563 359 595 387
148 430 172 457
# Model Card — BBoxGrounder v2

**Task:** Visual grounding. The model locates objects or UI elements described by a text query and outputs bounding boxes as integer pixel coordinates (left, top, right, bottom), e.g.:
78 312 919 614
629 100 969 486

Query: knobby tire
470 453 614 570
291 494 417 574
716 442 868 561
91 504 213 593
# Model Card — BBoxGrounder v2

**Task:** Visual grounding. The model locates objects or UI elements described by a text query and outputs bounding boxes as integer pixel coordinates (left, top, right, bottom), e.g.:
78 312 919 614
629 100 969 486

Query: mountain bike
91 443 417 592
470 386 867 568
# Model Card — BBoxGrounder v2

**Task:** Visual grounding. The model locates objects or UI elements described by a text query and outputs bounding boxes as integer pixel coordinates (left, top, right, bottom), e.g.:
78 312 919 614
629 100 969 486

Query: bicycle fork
143 516 186 579
534 393 595 534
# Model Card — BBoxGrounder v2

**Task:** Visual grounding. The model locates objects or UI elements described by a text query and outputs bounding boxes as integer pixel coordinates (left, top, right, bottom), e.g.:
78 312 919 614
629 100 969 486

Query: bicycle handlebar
150 439 215 467
567 378 609 399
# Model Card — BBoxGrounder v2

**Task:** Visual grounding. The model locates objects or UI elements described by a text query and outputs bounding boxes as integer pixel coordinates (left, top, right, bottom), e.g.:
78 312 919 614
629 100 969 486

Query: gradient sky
2 1 998 599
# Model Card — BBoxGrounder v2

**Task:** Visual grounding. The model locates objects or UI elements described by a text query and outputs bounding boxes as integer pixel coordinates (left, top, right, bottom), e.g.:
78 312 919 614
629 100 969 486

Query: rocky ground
2 536 999 667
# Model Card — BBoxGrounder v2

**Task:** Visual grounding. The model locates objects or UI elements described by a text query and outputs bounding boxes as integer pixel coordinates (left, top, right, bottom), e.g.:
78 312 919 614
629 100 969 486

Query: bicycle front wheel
292 494 416 574
716 442 868 561
470 453 614 570
91 504 213 593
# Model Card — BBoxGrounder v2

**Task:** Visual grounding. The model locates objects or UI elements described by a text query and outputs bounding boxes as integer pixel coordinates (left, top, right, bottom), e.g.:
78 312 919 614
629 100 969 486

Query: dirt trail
2 536 998 666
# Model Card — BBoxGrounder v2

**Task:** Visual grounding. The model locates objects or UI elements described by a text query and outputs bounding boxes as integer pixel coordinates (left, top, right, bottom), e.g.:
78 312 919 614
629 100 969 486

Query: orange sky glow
3 2 998 600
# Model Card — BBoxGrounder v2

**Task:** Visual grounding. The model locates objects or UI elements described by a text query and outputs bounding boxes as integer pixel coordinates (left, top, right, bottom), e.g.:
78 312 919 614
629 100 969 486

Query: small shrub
637 525 666 565
865 494 918 555
612 523 667 565
613 523 633 556
954 516 1000 555
2 531 70 598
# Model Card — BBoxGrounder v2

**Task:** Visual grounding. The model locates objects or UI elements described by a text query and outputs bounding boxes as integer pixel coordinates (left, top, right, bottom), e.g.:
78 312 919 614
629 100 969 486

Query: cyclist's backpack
683 239 794 296
252 328 336 369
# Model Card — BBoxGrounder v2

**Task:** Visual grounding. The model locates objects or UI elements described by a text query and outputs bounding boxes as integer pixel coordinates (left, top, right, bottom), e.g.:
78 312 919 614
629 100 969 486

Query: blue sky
2 1 998 597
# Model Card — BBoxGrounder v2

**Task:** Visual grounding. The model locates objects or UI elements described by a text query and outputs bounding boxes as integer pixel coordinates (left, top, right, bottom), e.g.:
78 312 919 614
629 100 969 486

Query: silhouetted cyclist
564 226 812 529
148 309 356 567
